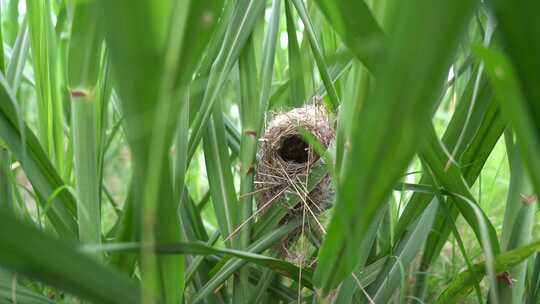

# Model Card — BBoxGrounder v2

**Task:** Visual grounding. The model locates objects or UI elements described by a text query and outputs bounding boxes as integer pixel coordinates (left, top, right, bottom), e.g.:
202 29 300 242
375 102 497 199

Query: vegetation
0 0 538 303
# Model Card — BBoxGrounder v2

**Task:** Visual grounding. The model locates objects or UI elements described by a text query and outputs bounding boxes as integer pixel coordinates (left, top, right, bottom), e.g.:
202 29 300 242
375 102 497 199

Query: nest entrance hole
278 134 310 163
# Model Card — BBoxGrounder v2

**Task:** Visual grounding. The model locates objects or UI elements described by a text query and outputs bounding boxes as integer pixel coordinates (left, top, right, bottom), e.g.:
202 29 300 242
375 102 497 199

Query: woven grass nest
255 102 335 258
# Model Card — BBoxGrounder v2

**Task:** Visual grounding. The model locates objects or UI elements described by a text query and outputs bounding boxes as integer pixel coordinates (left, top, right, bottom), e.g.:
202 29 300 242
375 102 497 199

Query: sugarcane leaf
187 0 266 162
291 0 340 111
284 1 306 107
477 46 540 202
436 239 540 303
0 210 140 304
191 220 310 304
203 104 238 247
365 199 439 302
0 269 54 304
0 75 77 237
414 98 506 299
86 240 310 289
488 0 540 153
68 0 104 259
312 0 385 72
420 125 500 255
394 68 490 239
314 0 478 293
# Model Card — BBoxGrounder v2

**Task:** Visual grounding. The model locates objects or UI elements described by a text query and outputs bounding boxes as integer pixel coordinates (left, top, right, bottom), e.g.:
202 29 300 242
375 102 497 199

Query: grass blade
25 0 66 174
314 0 478 293
0 75 77 237
420 125 500 254
0 269 54 304
436 239 540 303
192 220 305 304
312 0 385 72
477 46 540 203
365 199 439 303
498 147 537 303
284 1 306 107
394 72 493 239
187 0 266 163
413 99 506 299
489 0 540 145
88 241 311 289
203 103 238 247
291 0 340 111
0 210 140 304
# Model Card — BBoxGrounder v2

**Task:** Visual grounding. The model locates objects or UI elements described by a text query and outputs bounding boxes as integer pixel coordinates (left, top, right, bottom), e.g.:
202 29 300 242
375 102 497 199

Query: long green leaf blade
0 210 140 304
315 0 478 293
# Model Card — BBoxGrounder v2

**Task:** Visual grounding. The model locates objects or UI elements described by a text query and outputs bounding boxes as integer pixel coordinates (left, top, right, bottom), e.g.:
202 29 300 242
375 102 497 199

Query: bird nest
255 102 335 258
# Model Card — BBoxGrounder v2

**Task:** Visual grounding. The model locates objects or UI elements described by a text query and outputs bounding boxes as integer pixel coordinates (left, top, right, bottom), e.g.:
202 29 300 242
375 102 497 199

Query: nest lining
255 103 335 257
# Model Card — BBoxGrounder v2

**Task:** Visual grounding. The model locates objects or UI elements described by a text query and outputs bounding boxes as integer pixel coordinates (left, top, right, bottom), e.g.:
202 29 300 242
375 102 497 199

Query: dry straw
255 101 335 257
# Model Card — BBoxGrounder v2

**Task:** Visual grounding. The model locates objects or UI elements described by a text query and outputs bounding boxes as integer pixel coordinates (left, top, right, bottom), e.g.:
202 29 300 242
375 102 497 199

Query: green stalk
499 145 537 303
26 0 66 175
203 103 238 249
0 78 78 237
364 199 439 303
187 0 266 164
68 1 103 260
311 0 385 73
413 98 505 300
6 18 29 94
291 0 340 111
0 148 12 213
0 209 141 304
3 0 19 46
284 0 306 107
527 254 540 304
237 0 280 299
335 61 369 176
71 97 100 256
436 239 540 303
0 2 12 215
237 35 259 301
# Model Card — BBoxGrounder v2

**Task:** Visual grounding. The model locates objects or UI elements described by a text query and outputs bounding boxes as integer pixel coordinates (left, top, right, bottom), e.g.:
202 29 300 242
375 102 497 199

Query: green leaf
99 0 193 301
192 220 308 304
174 0 225 88
394 72 495 241
419 125 500 255
0 210 140 304
489 0 540 137
26 0 66 174
203 103 239 247
6 20 30 94
0 269 54 304
314 0 478 293
284 1 306 107
414 97 506 299
498 147 537 303
477 46 540 203
312 0 385 72
86 240 310 290
0 75 77 237
291 0 340 111
187 0 266 162
67 1 103 91
365 199 439 302
436 239 540 303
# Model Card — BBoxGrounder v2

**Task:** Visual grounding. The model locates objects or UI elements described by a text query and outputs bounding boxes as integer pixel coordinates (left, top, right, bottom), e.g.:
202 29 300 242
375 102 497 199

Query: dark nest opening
278 134 310 163
255 102 335 261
